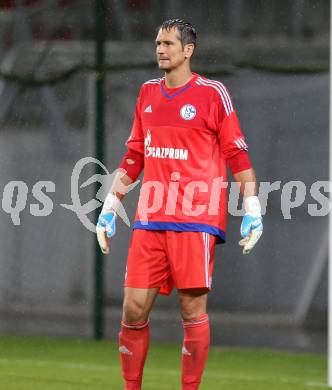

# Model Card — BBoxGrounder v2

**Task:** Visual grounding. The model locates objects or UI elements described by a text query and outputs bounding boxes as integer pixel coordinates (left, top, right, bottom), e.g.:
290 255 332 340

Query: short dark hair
159 19 197 48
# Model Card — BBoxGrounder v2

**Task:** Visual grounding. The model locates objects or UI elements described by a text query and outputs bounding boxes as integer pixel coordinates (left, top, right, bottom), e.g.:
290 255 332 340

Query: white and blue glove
239 196 263 255
96 193 119 254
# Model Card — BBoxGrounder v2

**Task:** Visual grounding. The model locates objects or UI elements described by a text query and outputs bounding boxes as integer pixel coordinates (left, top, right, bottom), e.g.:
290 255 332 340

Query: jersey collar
160 73 198 100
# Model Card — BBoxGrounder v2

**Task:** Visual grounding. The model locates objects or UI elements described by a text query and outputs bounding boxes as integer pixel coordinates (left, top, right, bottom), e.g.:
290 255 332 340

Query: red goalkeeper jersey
126 73 248 243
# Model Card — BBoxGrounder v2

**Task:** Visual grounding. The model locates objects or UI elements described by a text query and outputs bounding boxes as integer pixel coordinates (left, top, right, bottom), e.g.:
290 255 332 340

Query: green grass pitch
0 336 326 389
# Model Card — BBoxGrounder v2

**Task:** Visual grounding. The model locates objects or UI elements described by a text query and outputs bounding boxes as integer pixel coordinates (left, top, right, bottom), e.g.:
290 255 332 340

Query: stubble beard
157 60 172 71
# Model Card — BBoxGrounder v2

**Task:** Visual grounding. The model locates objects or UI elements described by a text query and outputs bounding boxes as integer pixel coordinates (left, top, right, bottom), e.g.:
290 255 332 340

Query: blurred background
0 0 329 353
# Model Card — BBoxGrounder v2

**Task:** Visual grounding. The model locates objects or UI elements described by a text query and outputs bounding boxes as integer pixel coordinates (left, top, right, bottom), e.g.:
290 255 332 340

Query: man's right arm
95 152 144 254
96 87 145 254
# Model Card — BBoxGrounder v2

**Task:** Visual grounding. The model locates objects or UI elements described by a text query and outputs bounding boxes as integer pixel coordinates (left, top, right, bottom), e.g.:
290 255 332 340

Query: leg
122 286 159 324
119 287 159 390
179 288 208 320
165 231 216 390
179 288 210 390
121 230 171 389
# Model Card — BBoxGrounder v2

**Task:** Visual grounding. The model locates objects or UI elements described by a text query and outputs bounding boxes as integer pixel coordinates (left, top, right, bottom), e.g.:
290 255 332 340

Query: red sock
119 320 150 390
181 314 210 390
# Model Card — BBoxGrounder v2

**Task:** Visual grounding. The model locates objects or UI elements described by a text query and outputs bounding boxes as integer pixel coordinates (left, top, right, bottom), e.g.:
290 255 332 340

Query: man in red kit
96 19 263 390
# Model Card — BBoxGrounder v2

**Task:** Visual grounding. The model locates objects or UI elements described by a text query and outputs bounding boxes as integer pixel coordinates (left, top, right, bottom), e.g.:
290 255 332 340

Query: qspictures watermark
1 157 331 231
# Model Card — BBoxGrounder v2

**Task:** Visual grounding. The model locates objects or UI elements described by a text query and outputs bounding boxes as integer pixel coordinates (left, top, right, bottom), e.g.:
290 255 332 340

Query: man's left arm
215 88 263 254
232 166 263 255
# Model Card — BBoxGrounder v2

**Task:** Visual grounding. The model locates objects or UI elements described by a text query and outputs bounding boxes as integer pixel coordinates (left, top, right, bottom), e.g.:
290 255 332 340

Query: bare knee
178 288 208 320
122 288 159 324
123 297 148 323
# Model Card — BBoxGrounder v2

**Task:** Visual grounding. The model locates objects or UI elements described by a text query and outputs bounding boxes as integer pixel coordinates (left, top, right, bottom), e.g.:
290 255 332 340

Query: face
155 27 193 71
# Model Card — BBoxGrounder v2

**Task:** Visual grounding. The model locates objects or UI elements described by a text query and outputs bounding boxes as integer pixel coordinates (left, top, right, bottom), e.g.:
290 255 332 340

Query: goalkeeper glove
239 195 263 255
96 193 119 254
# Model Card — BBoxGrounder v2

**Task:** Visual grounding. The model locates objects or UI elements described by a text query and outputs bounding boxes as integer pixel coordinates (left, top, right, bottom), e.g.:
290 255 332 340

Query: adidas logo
182 346 192 356
144 105 152 113
119 345 133 356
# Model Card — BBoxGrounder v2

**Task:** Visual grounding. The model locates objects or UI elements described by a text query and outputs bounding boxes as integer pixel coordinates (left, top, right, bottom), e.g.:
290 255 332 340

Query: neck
164 66 193 88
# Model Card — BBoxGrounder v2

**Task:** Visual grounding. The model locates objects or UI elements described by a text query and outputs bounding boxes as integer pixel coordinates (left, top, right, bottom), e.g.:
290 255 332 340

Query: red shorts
124 230 216 295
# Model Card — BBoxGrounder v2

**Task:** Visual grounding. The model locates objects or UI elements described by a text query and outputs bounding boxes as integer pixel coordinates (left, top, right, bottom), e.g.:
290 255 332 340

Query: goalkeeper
96 18 263 390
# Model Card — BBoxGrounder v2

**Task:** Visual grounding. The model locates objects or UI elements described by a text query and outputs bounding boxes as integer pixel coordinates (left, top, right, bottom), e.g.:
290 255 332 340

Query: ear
184 43 195 59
